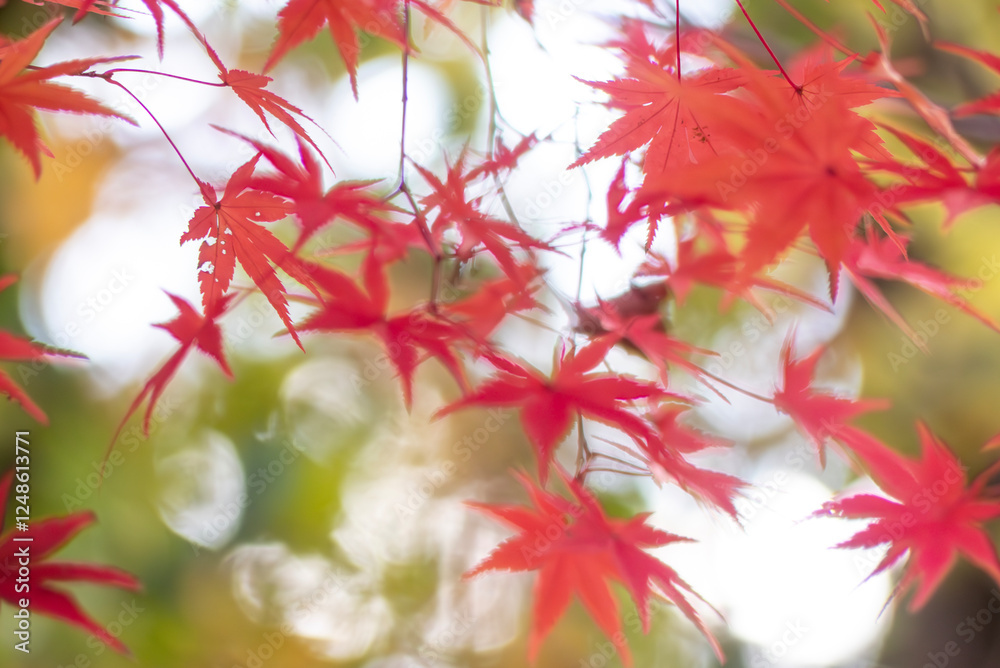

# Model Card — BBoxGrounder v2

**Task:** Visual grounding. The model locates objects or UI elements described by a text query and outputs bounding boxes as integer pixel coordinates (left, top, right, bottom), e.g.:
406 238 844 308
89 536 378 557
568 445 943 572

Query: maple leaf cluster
4 0 1000 663
0 470 140 654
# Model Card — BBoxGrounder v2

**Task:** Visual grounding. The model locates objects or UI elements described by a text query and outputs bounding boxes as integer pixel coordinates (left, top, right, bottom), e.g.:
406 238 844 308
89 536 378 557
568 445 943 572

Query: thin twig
102 68 228 87
98 75 202 187
734 0 799 91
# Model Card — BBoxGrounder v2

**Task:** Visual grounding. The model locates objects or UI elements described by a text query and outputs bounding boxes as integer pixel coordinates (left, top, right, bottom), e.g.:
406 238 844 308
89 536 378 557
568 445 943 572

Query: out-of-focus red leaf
465 469 723 665
0 471 141 654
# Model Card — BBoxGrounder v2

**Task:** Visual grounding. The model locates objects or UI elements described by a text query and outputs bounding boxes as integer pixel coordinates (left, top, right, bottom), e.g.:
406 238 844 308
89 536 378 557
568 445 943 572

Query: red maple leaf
181 155 318 348
638 228 829 313
0 470 141 654
564 286 719 388
571 21 750 177
464 469 723 665
413 152 554 287
637 405 747 518
818 424 1000 610
599 158 646 249
843 231 1000 351
299 260 469 408
439 263 543 343
226 130 403 251
318 218 429 278
730 97 888 299
867 126 1000 228
596 159 729 253
204 49 328 167
781 48 900 111
114 292 234 441
0 275 81 425
263 0 406 98
629 53 895 299
936 42 1000 118
466 133 538 181
0 17 136 177
438 337 673 482
771 334 890 467
69 0 195 58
